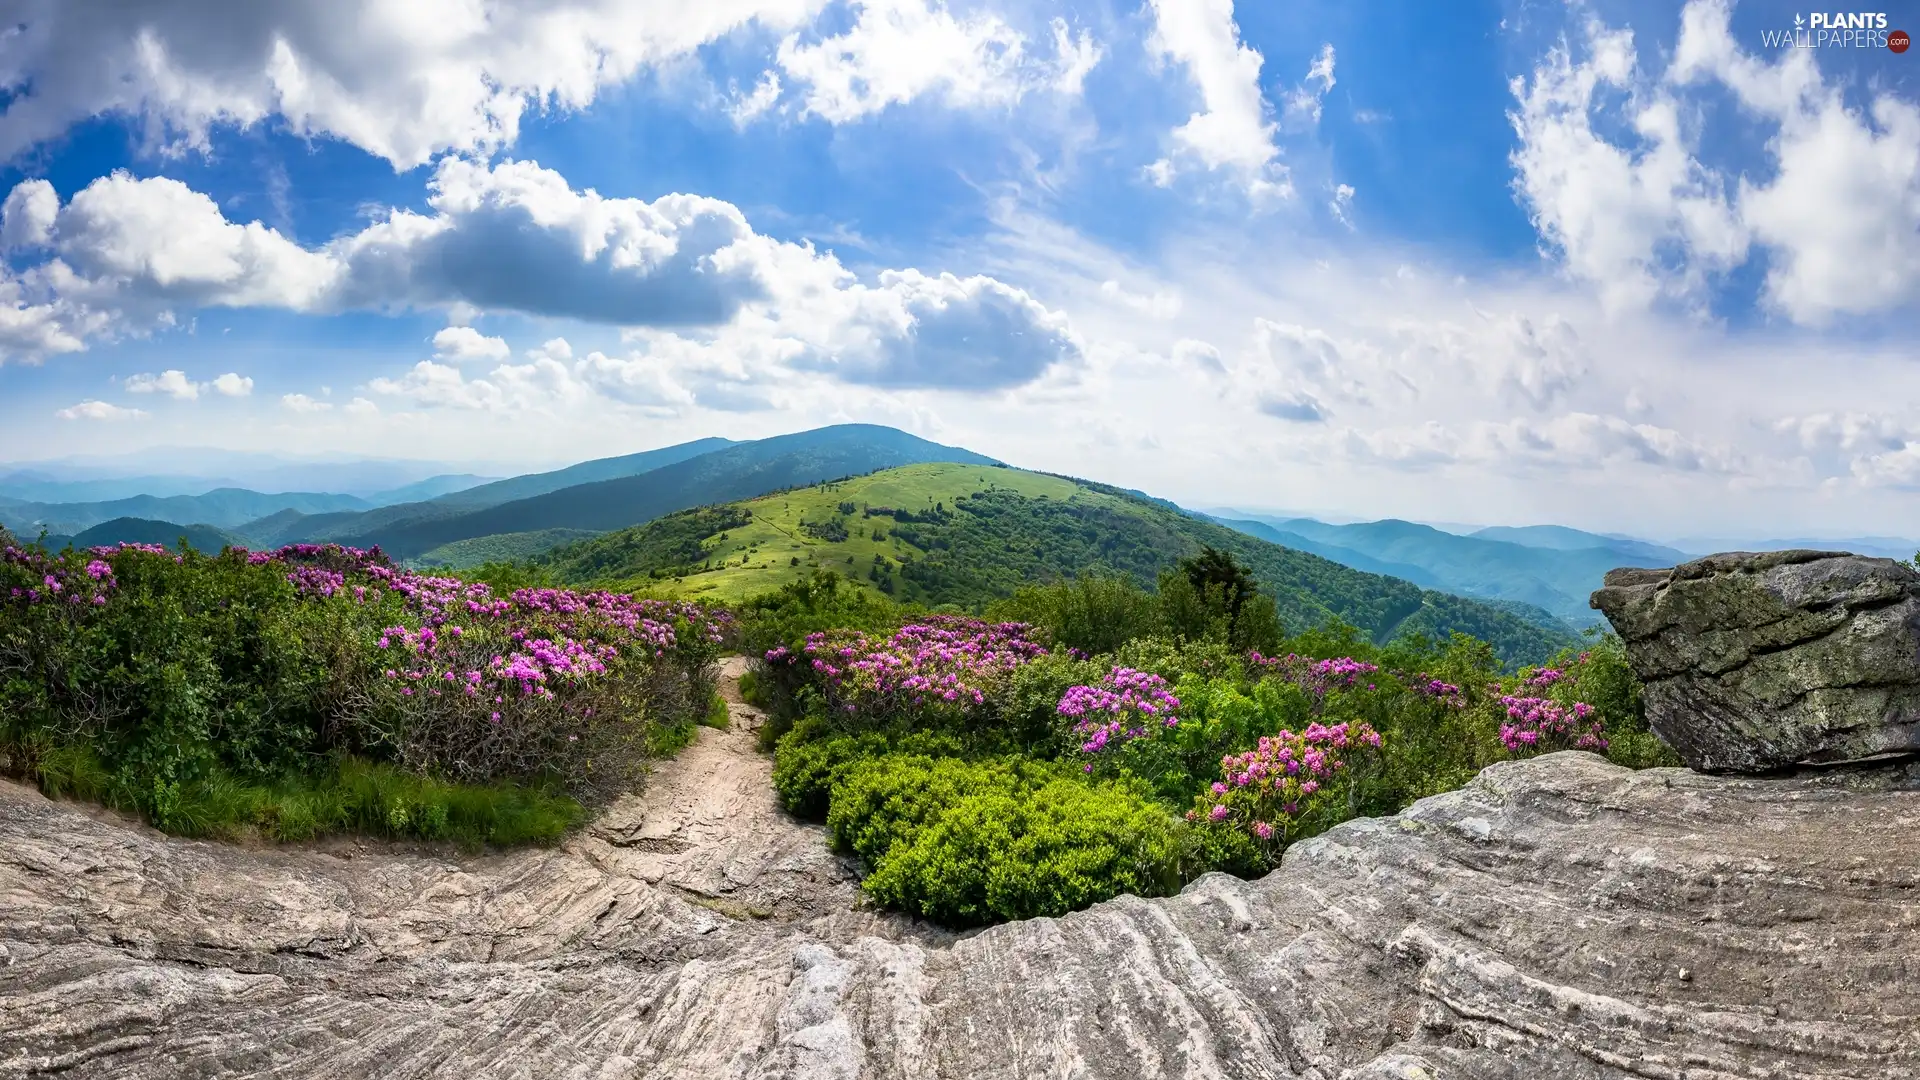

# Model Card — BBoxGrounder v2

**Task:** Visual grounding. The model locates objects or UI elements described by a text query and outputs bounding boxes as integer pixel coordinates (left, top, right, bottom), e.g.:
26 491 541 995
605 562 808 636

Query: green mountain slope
232 436 738 550
544 463 1576 664
314 424 997 560
67 517 246 553
424 437 737 510
412 528 603 569
364 473 500 505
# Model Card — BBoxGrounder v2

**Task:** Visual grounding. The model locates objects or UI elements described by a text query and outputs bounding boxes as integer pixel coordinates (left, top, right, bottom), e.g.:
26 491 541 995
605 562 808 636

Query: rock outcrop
1590 549 1920 773
3 656 1919 1078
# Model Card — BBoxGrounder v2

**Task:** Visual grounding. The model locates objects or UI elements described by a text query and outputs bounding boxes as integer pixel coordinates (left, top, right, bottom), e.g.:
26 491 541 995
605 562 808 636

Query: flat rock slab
3 750 1917 1079
1592 550 1920 772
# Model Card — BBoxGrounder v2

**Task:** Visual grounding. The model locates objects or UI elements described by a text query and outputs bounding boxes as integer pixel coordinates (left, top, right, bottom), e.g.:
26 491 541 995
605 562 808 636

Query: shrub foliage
0 538 727 843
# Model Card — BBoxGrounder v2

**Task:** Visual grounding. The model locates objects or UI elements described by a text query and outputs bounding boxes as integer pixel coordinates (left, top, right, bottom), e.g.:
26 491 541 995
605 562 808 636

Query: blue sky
1 0 1918 536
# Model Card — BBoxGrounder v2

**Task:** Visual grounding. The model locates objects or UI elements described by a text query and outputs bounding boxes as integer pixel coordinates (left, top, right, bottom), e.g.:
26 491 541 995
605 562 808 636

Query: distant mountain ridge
0 489 376 536
66 518 245 554
235 426 998 560
1207 513 1690 627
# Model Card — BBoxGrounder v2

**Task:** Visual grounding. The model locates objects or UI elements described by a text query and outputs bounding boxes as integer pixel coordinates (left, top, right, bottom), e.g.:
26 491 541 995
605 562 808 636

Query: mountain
0 489 375 536
67 518 246 553
364 474 501 506
1469 524 1692 561
1209 514 1683 627
1669 535 1920 562
542 462 1576 665
0 448 544 500
231 436 744 551
413 529 603 570
0 473 249 503
265 425 997 561
425 437 738 510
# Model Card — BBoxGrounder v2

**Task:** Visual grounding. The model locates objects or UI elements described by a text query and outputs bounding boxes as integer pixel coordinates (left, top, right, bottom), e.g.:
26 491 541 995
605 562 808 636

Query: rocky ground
2 656 1918 1079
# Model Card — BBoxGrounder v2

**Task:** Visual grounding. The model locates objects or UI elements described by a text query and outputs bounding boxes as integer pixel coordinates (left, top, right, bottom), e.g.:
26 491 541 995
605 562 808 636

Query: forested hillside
543 463 1575 663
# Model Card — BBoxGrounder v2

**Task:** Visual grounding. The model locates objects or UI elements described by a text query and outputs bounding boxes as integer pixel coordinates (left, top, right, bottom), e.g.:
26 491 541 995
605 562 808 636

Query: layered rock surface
4 658 1919 1078
1591 549 1920 772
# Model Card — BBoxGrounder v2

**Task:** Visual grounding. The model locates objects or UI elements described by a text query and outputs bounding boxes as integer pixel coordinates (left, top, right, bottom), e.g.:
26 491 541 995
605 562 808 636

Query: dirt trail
583 655 861 919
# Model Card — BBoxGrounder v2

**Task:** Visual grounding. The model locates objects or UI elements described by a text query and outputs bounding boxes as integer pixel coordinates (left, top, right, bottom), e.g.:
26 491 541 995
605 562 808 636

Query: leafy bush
770 591 1678 928
771 724 973 820
987 574 1163 655
825 753 1184 925
0 538 726 841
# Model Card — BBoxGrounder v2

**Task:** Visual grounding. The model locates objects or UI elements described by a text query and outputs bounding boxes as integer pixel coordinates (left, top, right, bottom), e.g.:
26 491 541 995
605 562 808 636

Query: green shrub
824 753 1186 925
987 574 1163 655
771 724 973 820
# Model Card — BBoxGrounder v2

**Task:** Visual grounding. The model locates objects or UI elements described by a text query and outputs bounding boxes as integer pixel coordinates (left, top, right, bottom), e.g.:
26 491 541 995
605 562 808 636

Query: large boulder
1591 549 1920 773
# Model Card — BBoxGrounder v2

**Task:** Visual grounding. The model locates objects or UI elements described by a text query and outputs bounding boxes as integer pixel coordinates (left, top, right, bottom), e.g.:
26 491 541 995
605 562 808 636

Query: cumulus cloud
211 372 254 396
1 179 58 250
1143 0 1289 198
55 399 146 421
124 369 203 399
0 0 828 169
799 270 1084 390
281 392 332 413
328 158 800 325
1510 0 1920 324
0 158 1083 393
774 1 1100 123
431 325 511 363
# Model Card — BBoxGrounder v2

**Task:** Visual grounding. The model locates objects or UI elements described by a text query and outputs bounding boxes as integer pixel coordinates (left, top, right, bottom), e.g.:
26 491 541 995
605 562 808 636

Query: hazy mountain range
10 428 1913 643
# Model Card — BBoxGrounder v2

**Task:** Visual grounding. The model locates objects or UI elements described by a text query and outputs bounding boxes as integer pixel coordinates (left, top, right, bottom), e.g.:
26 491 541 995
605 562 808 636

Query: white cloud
1 179 58 249
431 325 511 363
802 269 1084 389
1170 338 1224 375
125 369 202 399
55 399 146 421
774 0 1099 123
1144 0 1288 198
0 159 1083 393
1390 309 1589 408
727 71 784 127
0 0 829 169
50 171 341 311
211 372 254 396
281 392 333 413
1283 43 1336 126
1508 17 1745 313
1511 0 1920 324
1330 183 1355 227
344 397 380 416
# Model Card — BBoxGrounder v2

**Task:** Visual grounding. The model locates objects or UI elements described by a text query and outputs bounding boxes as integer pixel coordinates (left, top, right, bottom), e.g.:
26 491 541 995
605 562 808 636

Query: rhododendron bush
760 593 1670 925
1 538 728 834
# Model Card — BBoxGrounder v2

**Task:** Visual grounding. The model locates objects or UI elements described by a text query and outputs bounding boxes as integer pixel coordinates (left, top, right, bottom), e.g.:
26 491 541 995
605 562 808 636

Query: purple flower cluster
1058 667 1182 756
780 615 1047 722
2 543 119 608
1408 674 1466 706
1497 695 1606 753
1249 652 1381 695
1189 720 1384 843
